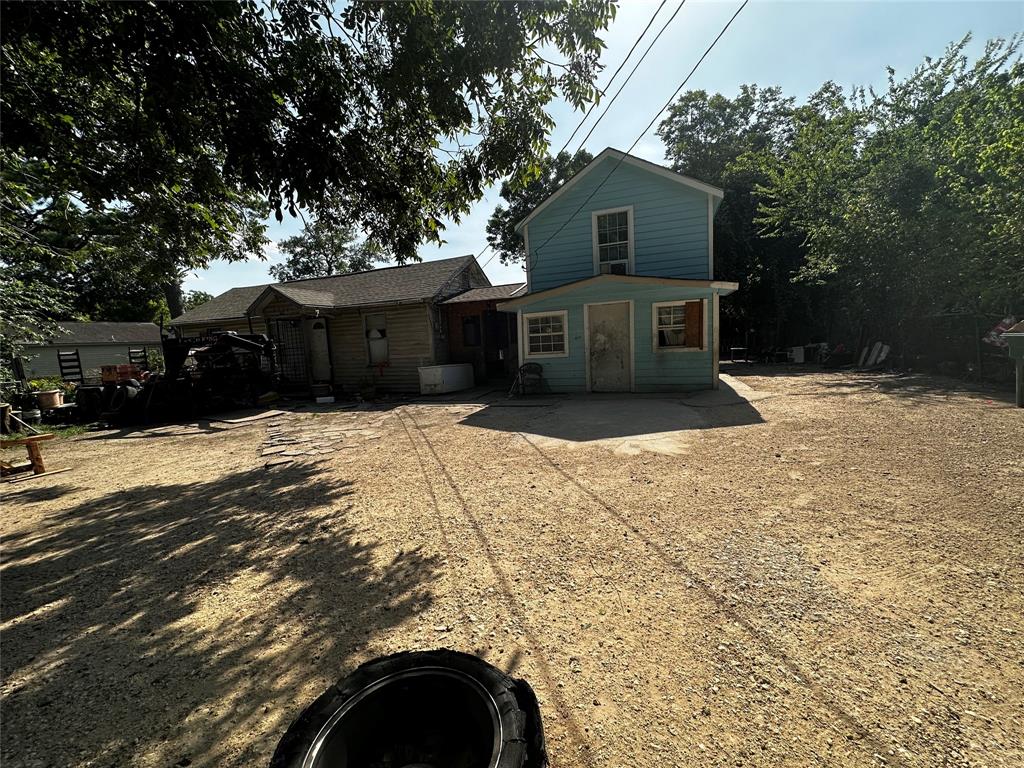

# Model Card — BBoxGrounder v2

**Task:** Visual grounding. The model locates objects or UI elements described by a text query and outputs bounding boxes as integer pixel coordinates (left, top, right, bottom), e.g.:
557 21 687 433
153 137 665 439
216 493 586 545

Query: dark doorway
268 318 309 389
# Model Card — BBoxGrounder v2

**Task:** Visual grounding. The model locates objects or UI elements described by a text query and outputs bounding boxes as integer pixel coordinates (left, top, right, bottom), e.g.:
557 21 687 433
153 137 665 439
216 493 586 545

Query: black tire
107 385 128 412
75 388 103 421
270 649 548 768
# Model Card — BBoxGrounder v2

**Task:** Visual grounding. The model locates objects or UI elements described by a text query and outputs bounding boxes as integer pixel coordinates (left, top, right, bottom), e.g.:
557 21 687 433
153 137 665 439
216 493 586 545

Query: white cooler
418 363 474 394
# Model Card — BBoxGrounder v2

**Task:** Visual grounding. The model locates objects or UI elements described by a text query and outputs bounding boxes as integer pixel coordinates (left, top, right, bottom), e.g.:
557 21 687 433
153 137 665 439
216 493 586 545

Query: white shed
20 322 162 381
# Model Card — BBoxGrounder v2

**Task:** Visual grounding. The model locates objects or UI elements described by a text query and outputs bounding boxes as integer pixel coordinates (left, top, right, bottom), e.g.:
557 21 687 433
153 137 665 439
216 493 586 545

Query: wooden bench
1 433 56 476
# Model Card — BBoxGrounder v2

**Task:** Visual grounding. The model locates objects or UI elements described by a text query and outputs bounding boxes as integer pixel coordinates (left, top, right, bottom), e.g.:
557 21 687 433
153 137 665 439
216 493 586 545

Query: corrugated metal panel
526 157 710 293
328 304 438 393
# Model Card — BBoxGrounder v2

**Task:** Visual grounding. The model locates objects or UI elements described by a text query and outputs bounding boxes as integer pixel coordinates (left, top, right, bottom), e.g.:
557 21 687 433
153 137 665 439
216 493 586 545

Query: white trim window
652 300 705 352
524 310 569 358
592 206 634 275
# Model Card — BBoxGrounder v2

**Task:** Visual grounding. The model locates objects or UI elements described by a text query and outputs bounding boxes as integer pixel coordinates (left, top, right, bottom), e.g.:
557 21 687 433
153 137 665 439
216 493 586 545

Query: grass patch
5 424 94 440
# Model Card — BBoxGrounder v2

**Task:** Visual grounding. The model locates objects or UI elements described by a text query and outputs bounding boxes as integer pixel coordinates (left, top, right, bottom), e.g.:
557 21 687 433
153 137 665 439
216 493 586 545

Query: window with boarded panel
653 300 704 351
365 313 388 364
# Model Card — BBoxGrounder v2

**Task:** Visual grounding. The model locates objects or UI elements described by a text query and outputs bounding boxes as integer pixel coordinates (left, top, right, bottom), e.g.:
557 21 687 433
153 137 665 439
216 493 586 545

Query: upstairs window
592 207 633 275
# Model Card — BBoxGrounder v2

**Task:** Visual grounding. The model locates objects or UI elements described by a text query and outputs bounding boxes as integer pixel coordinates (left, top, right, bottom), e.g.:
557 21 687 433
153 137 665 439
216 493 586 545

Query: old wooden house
170 255 522 393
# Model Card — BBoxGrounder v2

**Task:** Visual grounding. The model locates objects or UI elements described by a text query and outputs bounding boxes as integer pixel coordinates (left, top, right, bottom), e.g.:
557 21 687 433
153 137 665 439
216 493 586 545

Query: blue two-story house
497 147 738 393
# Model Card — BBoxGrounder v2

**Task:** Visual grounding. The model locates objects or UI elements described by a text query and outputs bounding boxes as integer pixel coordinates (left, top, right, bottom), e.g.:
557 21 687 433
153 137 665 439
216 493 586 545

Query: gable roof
1003 320 1024 336
443 283 527 304
515 147 724 232
27 321 162 347
171 255 481 325
169 285 270 326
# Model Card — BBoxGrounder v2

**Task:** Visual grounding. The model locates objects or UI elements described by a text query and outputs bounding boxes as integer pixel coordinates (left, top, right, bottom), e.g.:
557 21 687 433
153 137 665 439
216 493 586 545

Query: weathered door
587 302 631 392
306 317 331 382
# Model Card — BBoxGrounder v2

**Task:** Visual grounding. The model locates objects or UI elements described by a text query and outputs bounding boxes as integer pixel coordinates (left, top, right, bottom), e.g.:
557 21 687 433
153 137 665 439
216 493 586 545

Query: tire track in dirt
516 432 909 767
393 408 476 630
401 408 599 768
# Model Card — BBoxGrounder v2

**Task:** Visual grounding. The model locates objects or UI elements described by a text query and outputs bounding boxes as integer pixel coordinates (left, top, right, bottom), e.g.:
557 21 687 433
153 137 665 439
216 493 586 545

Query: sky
184 0 1023 296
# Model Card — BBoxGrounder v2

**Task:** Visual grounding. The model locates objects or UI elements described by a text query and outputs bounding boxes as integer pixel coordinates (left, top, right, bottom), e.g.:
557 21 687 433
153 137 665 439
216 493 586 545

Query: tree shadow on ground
1 462 439 767
1 483 84 504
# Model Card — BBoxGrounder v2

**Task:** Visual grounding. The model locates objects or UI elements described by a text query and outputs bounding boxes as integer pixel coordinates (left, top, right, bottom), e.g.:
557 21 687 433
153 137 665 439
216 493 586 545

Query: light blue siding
517 281 715 393
525 157 713 293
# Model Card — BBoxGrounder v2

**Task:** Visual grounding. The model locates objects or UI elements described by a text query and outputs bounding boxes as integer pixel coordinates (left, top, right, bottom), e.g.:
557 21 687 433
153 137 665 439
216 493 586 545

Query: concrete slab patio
460 373 769 455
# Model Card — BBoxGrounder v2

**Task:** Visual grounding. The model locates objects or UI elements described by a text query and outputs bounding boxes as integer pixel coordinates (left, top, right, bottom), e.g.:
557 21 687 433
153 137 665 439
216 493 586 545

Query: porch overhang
496 274 739 311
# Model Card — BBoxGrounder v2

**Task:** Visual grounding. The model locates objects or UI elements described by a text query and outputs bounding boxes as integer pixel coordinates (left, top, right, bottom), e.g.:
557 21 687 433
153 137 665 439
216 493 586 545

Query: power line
568 0 688 157
480 2 672 275
530 0 750 273
555 0 670 157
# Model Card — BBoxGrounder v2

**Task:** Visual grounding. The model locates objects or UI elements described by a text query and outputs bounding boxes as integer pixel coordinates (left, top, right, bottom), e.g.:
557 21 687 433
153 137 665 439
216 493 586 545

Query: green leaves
2 0 614 271
657 36 1023 355
268 214 385 282
485 148 594 264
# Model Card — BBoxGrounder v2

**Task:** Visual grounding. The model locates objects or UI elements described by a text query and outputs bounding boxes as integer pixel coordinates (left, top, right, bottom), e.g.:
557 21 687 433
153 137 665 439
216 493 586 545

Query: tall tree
756 36 1024 357
2 1 614 265
486 149 594 265
658 86 807 348
269 220 383 283
183 291 214 312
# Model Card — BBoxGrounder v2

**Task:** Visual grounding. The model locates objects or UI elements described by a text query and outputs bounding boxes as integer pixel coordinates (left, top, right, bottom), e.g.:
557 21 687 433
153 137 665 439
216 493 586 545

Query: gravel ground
2 367 1022 767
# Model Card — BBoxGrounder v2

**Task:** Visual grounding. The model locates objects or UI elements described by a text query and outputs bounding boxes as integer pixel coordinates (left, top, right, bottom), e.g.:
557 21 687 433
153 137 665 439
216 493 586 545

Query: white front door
587 301 632 392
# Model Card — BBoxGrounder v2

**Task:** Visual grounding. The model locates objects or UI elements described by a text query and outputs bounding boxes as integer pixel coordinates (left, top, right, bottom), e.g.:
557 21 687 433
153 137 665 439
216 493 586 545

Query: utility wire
568 0 688 157
530 0 750 272
555 0 670 156
480 0 672 275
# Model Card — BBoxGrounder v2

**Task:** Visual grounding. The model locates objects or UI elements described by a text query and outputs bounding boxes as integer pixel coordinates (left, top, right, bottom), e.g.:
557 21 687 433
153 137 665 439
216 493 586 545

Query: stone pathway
260 411 385 468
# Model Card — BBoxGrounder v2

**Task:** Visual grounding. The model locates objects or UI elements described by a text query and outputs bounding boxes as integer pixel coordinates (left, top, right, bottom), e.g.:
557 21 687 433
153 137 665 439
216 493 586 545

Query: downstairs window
653 300 704 351
524 311 568 357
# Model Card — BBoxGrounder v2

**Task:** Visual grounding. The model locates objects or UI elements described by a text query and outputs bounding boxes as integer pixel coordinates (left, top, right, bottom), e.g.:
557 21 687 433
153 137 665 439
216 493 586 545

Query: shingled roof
169 285 270 326
26 322 162 346
443 283 527 303
171 255 479 326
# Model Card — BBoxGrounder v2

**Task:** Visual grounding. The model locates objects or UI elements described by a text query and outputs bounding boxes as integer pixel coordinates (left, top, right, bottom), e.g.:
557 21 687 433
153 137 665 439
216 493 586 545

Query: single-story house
170 255 512 392
18 322 162 382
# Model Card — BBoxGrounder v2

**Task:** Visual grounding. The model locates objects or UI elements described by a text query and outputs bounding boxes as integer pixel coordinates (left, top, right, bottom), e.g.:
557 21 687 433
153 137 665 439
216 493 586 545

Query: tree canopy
1 0 614 373
485 149 594 264
3 0 614 261
269 218 383 283
658 36 1023 369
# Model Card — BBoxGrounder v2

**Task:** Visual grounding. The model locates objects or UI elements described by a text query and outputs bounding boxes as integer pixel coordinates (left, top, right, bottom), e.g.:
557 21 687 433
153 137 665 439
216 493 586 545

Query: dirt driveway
2 367 1022 767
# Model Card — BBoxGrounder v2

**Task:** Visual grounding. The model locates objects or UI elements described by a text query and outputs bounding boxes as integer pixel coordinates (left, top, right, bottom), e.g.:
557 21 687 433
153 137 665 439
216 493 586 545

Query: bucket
35 390 63 409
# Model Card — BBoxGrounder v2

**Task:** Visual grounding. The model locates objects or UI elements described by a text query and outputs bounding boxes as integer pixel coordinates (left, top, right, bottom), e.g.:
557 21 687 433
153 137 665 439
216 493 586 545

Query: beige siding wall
328 303 438 393
23 344 157 380
173 302 441 394
261 295 305 317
